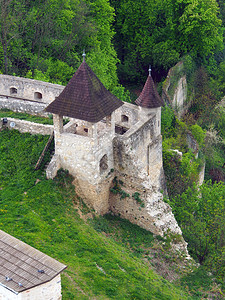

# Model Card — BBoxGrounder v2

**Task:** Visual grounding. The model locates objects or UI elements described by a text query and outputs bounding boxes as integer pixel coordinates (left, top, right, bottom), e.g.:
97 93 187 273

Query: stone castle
0 60 188 253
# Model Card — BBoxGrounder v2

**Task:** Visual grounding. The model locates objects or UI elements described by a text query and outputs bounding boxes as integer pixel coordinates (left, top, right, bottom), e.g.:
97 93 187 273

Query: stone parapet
0 74 64 104
0 117 53 135
0 96 48 116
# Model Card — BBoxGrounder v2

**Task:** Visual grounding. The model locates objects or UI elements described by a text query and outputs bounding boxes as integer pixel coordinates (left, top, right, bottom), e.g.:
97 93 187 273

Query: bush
190 124 205 147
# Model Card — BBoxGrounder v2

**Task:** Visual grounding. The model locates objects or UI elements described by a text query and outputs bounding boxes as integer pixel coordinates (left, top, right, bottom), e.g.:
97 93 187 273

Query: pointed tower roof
45 62 123 123
135 70 164 108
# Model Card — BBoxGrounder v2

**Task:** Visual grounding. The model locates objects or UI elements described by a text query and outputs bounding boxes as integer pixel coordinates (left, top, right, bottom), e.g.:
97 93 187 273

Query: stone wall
0 76 188 251
0 75 64 104
114 112 162 189
0 117 53 135
0 96 47 116
109 107 187 243
114 102 139 128
0 75 64 116
48 115 116 214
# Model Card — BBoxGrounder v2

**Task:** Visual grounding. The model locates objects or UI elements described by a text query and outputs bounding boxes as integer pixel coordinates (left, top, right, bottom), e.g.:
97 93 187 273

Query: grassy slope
0 129 202 299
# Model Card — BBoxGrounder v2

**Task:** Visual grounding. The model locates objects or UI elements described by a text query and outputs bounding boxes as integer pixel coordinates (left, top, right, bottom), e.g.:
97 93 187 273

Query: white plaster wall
0 275 62 300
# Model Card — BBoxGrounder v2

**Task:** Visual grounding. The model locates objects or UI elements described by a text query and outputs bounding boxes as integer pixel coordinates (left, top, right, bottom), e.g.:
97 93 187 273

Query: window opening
34 92 42 100
121 114 129 122
10 87 17 95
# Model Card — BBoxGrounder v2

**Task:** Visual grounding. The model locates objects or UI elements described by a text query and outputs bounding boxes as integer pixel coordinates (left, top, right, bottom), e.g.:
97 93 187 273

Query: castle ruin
0 61 188 253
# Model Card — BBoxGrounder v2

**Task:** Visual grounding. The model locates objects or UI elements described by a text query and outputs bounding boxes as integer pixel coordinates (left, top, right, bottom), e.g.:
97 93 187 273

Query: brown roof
135 75 164 108
45 62 123 122
0 230 67 294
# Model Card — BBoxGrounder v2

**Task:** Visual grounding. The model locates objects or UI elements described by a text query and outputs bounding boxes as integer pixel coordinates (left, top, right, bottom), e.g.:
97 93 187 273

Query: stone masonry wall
51 116 115 214
0 75 64 115
0 117 53 135
0 75 64 104
114 113 162 189
110 111 189 256
0 96 48 116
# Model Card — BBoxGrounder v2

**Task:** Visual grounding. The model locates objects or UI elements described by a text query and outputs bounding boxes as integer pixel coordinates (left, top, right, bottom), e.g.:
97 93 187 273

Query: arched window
121 114 129 122
10 87 17 95
34 92 42 100
99 154 108 174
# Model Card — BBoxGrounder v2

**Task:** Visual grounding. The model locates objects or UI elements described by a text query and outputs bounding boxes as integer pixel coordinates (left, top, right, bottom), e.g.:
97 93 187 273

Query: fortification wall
109 113 187 250
0 96 48 116
49 115 115 214
114 102 139 128
114 113 163 189
0 117 53 135
0 74 64 104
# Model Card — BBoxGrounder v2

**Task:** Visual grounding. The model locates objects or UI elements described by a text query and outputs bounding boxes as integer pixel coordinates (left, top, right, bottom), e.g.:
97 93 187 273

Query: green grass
0 128 216 299
0 108 53 124
179 266 224 299
90 215 155 258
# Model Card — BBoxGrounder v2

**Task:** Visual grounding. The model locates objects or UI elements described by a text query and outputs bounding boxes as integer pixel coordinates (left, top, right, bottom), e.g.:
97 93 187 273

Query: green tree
0 0 27 73
169 0 223 59
110 0 223 82
169 180 225 277
0 0 120 89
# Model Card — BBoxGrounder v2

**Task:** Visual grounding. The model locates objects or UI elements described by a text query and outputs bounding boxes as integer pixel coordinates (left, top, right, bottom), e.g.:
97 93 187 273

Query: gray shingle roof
45 62 123 122
0 230 66 294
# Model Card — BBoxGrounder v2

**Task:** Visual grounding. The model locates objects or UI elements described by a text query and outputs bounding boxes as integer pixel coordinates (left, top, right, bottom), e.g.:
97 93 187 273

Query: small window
121 115 129 122
100 154 108 174
34 92 42 100
84 128 88 133
10 87 17 95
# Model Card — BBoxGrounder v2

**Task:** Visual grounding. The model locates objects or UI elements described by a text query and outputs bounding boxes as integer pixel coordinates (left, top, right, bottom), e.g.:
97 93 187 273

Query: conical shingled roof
135 75 164 108
45 62 123 123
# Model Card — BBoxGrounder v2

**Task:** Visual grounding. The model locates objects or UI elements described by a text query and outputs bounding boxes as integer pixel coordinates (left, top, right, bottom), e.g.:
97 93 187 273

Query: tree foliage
168 181 225 287
0 0 119 88
110 0 223 81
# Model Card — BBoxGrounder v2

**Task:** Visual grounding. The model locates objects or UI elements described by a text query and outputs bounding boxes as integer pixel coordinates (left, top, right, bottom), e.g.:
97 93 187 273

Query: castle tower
135 66 164 137
45 59 123 214
133 67 164 186
109 71 186 240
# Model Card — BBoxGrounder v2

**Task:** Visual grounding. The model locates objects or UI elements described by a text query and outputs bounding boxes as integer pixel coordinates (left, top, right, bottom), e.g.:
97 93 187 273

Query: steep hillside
0 128 220 299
